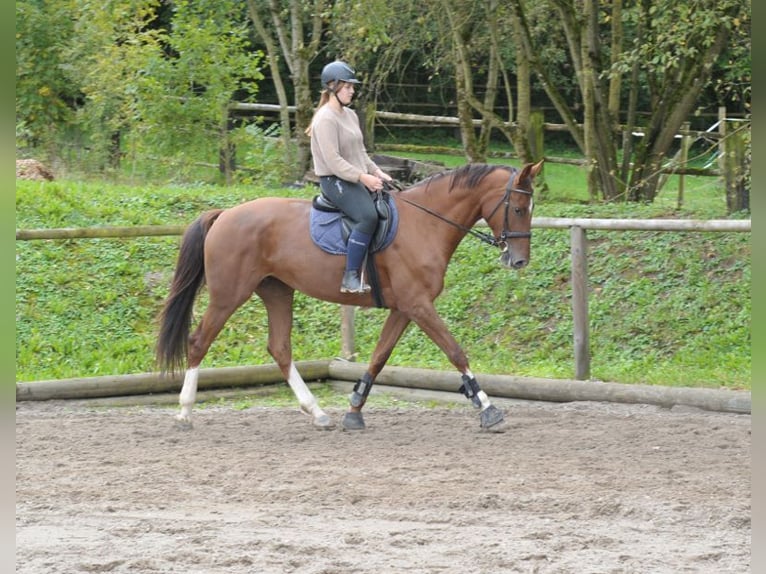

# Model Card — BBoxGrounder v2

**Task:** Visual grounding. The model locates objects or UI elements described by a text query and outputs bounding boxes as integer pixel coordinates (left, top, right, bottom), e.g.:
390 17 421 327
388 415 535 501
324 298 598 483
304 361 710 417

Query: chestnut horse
156 161 543 431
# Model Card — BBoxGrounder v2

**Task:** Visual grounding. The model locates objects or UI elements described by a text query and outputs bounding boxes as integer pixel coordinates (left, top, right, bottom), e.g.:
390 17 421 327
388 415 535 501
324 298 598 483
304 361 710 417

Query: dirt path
16 398 750 573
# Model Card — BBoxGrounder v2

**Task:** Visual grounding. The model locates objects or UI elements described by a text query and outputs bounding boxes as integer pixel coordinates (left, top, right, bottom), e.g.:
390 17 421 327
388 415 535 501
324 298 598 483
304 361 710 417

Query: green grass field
15 156 750 390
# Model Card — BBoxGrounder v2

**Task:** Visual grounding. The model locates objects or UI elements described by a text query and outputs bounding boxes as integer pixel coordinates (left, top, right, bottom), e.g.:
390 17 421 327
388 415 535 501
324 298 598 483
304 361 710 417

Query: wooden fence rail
16 218 750 380
16 359 751 414
230 103 736 181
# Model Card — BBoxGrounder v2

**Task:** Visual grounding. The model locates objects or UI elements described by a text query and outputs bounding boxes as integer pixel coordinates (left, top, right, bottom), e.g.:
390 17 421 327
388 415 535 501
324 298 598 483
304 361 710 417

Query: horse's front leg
342 310 411 431
407 302 505 430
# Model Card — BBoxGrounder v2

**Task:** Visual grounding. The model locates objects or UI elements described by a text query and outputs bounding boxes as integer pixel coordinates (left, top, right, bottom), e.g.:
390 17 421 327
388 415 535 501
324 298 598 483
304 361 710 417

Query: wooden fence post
341 305 356 360
219 108 236 184
570 225 590 380
718 107 748 214
678 121 690 209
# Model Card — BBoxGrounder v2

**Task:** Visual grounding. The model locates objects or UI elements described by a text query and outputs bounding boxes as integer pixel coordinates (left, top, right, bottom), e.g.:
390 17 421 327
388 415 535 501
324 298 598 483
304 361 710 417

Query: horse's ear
516 159 544 184
529 159 544 179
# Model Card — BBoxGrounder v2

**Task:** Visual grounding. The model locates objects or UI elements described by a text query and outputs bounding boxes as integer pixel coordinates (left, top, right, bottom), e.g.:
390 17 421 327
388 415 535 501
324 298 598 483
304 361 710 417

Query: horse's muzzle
499 250 528 269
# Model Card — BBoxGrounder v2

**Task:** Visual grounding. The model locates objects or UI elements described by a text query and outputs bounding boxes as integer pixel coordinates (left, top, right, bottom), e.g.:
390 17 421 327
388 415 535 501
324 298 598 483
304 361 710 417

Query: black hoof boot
480 405 505 431
340 270 371 294
341 411 366 430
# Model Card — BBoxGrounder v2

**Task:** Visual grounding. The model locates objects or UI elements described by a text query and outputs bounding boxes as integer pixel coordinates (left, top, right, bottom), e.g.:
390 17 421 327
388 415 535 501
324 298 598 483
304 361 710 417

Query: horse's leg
177 299 245 426
406 301 505 430
341 310 411 430
256 279 334 430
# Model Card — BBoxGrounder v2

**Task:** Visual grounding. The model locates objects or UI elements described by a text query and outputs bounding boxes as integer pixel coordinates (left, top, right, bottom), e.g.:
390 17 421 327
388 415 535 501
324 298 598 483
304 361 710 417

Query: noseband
393 171 532 249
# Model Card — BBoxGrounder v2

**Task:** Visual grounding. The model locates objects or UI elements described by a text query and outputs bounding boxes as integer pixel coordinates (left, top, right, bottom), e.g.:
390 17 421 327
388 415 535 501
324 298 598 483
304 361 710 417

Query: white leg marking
464 369 493 411
476 390 492 411
286 363 333 428
177 367 199 422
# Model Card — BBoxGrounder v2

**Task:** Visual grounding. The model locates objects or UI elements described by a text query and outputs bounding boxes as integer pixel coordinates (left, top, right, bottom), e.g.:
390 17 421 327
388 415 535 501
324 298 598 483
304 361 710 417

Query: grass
15 154 750 391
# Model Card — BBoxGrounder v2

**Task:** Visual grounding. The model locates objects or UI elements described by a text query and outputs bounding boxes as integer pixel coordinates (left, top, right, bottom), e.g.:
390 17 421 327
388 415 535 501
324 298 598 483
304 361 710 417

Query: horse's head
483 160 543 270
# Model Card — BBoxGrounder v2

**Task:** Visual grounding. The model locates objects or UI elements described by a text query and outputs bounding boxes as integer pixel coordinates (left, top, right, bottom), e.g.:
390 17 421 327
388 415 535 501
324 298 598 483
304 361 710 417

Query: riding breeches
318 176 378 235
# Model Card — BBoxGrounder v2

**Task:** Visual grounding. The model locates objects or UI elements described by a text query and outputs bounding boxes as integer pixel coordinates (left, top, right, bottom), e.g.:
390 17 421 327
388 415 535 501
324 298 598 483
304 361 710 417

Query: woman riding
306 61 392 294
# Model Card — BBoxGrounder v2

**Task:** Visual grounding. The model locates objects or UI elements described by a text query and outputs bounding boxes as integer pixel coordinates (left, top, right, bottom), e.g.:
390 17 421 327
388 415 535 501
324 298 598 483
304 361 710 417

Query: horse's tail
156 209 224 374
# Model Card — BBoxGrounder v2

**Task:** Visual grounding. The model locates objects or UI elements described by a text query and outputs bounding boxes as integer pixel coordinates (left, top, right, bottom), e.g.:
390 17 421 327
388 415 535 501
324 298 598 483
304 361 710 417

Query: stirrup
340 270 371 294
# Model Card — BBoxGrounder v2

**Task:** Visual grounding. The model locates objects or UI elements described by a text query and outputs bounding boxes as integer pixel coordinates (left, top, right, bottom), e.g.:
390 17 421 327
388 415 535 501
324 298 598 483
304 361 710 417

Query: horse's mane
409 163 513 193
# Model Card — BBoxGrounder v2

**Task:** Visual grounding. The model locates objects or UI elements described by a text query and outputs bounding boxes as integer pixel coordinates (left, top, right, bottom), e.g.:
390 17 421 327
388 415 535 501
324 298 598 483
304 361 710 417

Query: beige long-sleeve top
310 104 379 182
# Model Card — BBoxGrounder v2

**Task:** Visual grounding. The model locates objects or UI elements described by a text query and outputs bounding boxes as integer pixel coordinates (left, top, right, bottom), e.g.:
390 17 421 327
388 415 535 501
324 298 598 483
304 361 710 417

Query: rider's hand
360 172 383 191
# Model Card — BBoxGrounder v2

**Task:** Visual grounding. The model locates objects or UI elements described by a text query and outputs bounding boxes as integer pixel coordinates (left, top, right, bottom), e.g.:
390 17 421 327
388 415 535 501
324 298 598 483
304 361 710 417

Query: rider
306 61 392 294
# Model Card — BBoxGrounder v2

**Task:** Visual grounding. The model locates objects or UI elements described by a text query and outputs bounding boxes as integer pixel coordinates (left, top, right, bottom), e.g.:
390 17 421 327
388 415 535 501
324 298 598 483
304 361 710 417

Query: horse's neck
404 184 482 228
400 184 483 261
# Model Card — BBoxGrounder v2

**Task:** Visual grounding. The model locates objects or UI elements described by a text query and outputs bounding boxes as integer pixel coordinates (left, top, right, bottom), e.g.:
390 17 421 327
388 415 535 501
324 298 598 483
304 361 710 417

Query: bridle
390 172 533 249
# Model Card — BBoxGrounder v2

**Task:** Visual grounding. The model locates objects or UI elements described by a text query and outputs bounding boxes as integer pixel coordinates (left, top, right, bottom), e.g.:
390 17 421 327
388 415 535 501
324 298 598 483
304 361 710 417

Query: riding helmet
321 61 361 89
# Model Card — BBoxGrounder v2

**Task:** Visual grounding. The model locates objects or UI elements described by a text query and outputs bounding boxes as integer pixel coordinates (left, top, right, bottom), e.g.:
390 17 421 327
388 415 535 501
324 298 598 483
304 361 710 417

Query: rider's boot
341 230 372 294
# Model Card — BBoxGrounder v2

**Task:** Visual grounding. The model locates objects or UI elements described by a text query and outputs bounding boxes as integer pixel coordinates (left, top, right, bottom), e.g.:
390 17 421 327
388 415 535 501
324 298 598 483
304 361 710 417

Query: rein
388 174 533 248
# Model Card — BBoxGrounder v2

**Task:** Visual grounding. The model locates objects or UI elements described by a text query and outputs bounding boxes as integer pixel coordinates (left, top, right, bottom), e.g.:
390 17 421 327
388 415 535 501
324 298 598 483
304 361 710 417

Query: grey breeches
319 176 378 235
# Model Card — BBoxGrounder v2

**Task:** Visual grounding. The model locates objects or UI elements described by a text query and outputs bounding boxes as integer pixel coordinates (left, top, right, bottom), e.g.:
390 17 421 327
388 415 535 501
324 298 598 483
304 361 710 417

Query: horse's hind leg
256 279 334 430
177 299 247 426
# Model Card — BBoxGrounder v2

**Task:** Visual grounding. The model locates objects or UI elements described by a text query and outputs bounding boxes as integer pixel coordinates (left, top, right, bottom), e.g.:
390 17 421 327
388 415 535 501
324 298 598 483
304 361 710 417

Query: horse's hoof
341 411 366 431
313 413 336 430
173 416 193 431
480 405 505 431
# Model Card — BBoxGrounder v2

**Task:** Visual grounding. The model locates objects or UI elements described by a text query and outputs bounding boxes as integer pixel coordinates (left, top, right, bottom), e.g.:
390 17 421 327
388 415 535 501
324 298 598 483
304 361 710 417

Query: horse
156 160 543 431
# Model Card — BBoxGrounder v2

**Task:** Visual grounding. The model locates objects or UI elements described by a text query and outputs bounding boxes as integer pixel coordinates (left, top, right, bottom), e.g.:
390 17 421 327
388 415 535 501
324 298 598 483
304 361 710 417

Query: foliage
16 0 264 180
16 0 78 150
15 161 750 390
127 0 263 174
16 0 750 204
56 0 166 169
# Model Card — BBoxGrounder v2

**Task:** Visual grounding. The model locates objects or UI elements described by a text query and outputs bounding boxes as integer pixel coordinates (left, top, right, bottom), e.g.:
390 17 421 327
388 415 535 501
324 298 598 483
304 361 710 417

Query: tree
510 0 750 203
425 0 535 163
620 0 750 203
246 0 328 177
16 0 79 154
21 0 262 179
325 0 425 149
59 0 166 170
131 0 263 182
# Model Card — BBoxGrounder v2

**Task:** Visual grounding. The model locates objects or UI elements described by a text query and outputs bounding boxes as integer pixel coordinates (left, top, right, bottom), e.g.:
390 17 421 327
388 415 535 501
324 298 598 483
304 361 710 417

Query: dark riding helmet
321 61 361 90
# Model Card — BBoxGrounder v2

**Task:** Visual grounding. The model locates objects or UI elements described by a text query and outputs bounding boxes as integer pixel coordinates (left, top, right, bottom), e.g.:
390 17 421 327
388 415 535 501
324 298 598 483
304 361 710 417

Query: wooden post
341 305 356 360
677 121 690 209
718 107 748 214
570 226 590 380
718 106 727 179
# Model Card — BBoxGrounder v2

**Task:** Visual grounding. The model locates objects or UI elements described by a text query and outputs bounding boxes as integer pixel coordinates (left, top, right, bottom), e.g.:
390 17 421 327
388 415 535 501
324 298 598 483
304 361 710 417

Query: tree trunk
247 0 326 178
583 0 619 200
246 0 293 163
510 0 584 152
442 1 482 162
629 20 732 202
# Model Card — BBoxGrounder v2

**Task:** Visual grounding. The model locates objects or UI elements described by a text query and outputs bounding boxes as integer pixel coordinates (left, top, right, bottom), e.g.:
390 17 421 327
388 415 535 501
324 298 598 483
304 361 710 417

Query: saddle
309 190 398 255
309 190 399 309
